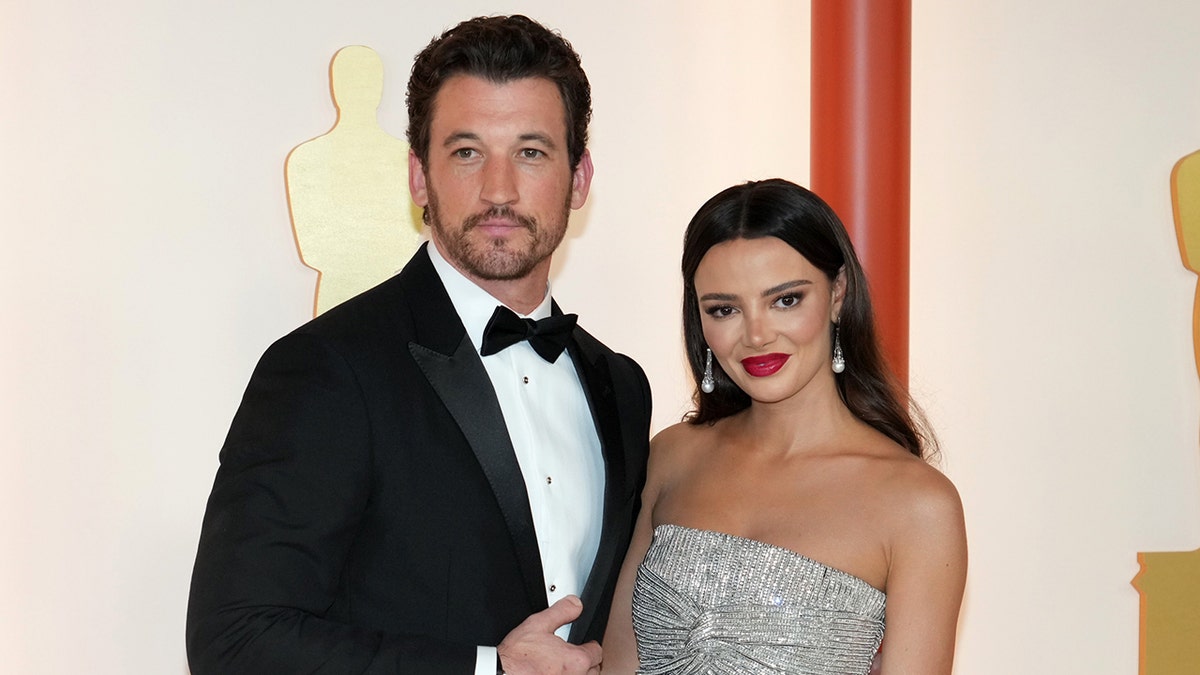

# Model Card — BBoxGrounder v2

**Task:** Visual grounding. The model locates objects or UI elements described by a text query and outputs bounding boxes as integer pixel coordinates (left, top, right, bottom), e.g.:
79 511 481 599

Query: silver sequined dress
631 524 885 674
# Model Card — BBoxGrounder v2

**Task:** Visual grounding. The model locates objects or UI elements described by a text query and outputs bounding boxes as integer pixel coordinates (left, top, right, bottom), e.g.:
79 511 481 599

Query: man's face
409 75 592 282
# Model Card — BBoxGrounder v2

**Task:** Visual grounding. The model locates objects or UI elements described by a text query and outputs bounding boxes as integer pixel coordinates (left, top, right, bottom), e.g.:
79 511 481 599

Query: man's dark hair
406 15 592 170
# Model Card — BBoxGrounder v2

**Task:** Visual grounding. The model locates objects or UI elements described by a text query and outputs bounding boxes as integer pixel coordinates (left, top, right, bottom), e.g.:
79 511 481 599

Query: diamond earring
701 348 716 393
832 324 845 374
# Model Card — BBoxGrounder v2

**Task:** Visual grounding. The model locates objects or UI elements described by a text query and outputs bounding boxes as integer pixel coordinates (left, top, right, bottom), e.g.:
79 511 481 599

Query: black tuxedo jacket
187 245 652 674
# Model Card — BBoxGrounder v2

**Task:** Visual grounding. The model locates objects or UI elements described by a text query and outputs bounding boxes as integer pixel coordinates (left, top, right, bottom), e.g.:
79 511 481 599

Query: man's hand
497 596 603 674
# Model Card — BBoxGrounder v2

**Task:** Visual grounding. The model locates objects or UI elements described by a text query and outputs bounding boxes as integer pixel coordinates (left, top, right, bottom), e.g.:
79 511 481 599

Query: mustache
462 206 537 233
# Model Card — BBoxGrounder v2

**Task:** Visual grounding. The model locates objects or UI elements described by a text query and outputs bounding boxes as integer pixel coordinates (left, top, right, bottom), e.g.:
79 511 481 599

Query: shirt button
549 584 557 592
546 476 552 485
523 376 530 384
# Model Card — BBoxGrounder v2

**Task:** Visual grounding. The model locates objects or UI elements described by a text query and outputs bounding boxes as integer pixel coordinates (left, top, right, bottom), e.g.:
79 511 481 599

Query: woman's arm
600 491 655 674
877 470 968 675
602 425 688 674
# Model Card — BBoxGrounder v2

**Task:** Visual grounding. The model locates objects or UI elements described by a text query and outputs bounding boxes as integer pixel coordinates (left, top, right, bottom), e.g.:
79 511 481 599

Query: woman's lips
740 353 789 377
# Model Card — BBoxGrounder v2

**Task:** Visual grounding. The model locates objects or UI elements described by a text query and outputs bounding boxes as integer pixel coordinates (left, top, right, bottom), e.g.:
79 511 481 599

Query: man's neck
471 272 550 315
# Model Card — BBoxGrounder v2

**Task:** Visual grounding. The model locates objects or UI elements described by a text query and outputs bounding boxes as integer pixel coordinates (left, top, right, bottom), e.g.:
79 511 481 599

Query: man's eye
453 148 477 159
521 148 545 159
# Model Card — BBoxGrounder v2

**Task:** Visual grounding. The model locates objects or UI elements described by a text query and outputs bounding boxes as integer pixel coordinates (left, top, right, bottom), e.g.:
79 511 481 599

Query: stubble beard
426 188 571 281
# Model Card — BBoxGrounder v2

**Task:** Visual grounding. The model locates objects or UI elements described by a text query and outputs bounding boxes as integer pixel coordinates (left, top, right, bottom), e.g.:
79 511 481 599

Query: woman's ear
831 266 848 321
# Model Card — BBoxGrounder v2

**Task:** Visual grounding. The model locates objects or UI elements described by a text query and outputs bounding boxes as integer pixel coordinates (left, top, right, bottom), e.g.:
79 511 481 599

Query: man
187 15 651 674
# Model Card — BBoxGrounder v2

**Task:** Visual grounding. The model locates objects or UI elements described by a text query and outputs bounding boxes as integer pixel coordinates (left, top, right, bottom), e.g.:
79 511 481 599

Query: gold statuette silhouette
286 45 422 316
1172 149 1200 380
1130 149 1200 675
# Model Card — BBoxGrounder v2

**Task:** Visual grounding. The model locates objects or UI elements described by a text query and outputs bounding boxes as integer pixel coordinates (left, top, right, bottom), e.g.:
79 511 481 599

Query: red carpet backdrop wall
2 1 1199 673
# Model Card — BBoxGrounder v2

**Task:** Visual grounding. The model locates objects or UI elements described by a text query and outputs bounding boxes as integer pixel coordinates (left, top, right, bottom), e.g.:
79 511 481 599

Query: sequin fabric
631 524 885 675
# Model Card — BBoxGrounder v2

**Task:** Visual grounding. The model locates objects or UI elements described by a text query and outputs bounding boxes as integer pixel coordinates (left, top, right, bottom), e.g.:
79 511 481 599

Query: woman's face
694 236 845 405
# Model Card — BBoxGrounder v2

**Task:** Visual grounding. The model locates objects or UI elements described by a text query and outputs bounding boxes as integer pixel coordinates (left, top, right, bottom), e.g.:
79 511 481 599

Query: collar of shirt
426 240 554 354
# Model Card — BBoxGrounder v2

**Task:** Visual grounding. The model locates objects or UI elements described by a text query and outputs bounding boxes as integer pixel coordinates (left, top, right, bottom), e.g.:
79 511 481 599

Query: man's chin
458 248 541 281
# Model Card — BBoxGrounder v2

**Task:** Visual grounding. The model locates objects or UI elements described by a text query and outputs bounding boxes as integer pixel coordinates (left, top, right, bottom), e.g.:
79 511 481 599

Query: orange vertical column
811 0 911 384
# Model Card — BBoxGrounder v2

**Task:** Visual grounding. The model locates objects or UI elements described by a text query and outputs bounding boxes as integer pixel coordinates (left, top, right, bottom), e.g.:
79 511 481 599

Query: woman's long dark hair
681 179 935 459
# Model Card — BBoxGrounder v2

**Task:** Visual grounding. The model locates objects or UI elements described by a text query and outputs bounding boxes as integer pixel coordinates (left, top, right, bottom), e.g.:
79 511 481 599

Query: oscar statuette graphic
285 45 421 316
1131 149 1200 675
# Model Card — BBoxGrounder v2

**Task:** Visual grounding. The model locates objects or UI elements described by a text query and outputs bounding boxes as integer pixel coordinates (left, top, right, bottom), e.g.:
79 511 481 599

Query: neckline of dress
653 523 886 597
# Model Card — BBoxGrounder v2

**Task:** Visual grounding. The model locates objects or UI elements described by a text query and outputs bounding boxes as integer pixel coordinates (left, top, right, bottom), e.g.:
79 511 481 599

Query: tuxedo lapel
565 331 629 643
402 246 548 615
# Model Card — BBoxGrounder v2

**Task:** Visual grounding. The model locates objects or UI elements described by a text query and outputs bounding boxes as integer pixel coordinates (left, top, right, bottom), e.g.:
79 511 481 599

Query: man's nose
480 158 518 206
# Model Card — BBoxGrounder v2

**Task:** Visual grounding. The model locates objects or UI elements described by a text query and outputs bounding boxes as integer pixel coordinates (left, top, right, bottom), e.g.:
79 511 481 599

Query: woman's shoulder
866 446 965 549
897 462 963 530
850 430 963 528
646 420 721 483
650 420 706 461
650 419 706 447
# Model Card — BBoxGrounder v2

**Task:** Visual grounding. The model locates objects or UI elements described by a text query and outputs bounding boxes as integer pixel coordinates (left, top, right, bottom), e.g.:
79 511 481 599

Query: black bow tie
480 305 577 363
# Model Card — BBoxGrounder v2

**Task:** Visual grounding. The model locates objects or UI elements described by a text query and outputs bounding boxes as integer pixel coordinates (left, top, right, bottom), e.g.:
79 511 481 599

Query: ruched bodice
631 524 885 674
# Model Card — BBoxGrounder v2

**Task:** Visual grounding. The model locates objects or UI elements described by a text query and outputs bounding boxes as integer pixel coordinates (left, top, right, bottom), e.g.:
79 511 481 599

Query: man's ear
409 149 428 207
570 149 594 210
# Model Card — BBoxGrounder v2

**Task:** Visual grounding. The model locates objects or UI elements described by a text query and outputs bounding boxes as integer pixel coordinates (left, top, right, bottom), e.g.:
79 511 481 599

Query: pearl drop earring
701 348 716 393
832 324 846 374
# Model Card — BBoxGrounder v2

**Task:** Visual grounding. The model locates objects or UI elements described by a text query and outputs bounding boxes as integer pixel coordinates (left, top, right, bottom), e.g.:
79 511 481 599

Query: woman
603 179 967 674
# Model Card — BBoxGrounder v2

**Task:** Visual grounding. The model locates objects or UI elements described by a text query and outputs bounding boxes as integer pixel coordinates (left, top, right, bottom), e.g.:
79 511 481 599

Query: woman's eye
705 305 736 318
775 293 801 308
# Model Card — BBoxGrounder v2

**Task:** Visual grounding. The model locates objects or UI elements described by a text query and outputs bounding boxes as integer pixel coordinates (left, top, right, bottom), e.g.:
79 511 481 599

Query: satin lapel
565 335 628 643
403 249 547 614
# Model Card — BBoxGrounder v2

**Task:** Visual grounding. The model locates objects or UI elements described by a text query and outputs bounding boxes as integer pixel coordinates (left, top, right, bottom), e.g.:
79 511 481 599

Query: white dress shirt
426 243 605 674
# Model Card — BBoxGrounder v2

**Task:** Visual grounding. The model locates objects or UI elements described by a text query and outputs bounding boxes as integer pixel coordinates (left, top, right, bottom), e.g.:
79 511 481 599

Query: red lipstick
740 353 789 377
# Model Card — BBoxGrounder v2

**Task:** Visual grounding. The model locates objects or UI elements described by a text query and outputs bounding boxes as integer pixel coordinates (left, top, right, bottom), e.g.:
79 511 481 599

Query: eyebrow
442 132 480 147
761 279 811 297
698 292 738 302
518 132 557 148
698 279 812 303
441 131 557 148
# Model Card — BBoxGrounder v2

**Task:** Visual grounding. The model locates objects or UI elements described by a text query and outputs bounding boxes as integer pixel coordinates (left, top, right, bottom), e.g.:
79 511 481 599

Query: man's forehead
429 75 567 130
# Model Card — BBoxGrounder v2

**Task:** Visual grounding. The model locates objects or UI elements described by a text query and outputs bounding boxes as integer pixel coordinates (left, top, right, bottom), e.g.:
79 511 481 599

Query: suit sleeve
185 332 475 674
623 354 653 432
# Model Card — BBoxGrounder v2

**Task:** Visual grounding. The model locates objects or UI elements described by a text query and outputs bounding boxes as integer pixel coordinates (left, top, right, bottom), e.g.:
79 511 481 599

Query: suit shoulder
571 326 647 381
288 246 442 349
569 323 615 355
294 274 410 338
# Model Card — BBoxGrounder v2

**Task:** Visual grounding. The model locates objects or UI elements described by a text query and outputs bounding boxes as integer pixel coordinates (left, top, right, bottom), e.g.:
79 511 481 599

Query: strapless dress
631 524 885 674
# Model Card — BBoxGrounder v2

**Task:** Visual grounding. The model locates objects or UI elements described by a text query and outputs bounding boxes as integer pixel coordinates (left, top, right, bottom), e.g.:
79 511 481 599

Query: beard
425 187 571 281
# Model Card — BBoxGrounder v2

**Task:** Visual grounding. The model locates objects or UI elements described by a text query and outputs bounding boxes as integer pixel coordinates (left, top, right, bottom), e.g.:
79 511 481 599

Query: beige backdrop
2 1 1198 673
